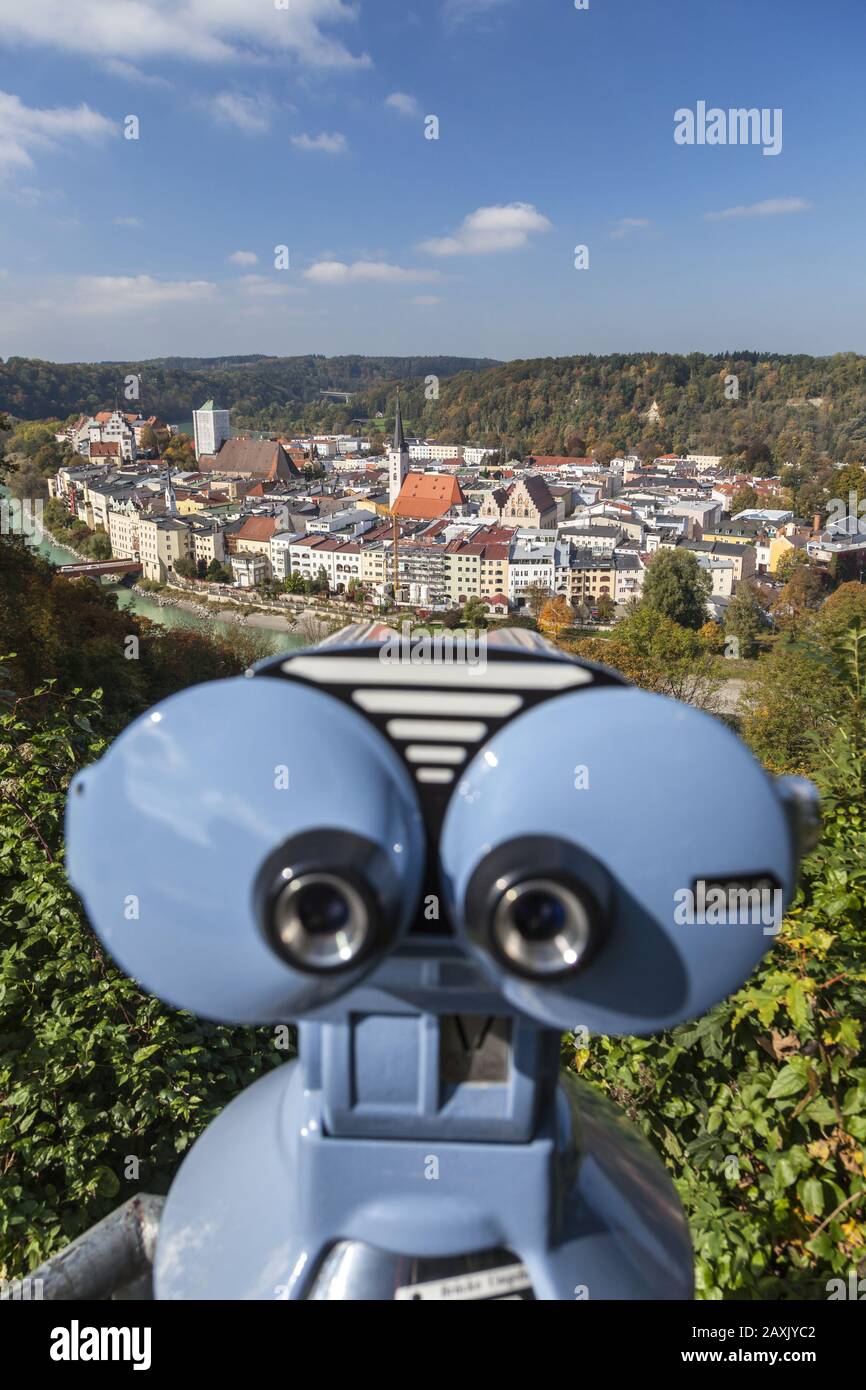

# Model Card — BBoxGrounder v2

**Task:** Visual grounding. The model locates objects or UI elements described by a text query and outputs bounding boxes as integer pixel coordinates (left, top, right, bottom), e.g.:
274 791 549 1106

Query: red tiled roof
292 534 329 549
392 472 466 520
236 516 279 543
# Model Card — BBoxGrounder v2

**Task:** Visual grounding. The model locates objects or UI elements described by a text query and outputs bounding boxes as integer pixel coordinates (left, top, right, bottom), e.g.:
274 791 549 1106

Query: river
34 531 301 656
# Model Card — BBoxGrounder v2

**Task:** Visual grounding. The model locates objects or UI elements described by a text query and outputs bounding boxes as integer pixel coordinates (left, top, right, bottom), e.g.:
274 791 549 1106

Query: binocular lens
271 872 372 973
492 879 595 979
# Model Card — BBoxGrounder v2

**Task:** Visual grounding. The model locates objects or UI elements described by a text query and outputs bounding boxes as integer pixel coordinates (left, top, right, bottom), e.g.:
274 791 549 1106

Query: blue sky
0 0 863 362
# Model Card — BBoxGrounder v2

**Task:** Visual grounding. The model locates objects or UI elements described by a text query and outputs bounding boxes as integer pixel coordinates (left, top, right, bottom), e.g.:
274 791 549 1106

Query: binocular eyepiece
462 836 611 981
66 627 819 1036
257 829 397 975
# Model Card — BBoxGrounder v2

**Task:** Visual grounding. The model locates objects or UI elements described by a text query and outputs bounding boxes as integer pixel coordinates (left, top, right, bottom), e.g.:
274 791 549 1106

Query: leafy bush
0 672 287 1279
567 628 866 1298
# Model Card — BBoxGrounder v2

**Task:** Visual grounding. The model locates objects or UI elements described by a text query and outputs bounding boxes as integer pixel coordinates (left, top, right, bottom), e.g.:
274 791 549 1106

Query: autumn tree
538 596 573 640
818 580 866 639
698 620 726 654
573 607 721 709
772 564 825 633
162 432 196 465
595 593 616 624
520 581 550 620
730 485 759 515
773 548 811 584
641 548 711 630
462 595 488 630
724 581 766 659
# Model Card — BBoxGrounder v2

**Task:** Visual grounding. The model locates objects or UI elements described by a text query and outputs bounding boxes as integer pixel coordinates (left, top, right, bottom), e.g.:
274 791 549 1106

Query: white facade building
696 554 736 598
193 401 231 460
231 553 269 588
408 442 465 462
508 543 556 604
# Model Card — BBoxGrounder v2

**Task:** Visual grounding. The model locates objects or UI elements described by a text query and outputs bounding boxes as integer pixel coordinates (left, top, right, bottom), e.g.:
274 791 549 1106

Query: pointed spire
393 392 407 453
164 462 177 518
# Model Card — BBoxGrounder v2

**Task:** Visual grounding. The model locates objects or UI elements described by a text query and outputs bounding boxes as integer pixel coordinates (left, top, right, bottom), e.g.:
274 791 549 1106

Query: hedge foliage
567 627 866 1298
0 668 286 1281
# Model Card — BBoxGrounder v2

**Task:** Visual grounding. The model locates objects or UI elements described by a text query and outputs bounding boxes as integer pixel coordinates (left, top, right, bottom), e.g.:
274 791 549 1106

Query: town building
392 470 467 522
198 438 299 483
193 401 231 460
138 517 193 584
555 545 615 607
231 553 269 589
231 515 281 578
479 476 558 530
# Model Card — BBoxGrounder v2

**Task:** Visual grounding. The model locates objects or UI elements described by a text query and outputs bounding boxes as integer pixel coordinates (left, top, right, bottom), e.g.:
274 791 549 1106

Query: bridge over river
57 559 143 580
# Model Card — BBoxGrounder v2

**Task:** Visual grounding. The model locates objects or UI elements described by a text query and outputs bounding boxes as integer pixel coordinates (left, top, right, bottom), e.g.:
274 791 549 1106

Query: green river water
33 531 300 656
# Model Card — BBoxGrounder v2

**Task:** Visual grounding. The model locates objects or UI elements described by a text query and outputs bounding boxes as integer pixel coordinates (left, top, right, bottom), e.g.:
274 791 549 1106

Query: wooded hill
0 354 499 426
3 350 866 469
320 352 866 465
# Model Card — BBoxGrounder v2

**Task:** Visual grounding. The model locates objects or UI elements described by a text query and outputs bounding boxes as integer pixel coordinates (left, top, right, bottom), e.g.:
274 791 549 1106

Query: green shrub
0 672 288 1280
567 628 866 1298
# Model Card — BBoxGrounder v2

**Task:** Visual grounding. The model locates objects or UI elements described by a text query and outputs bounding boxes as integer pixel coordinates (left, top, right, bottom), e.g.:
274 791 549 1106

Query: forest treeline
337 352 866 465
3 351 866 471
0 354 498 426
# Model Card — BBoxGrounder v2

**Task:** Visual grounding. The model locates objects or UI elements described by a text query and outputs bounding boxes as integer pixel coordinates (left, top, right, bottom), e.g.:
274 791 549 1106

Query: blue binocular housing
64 625 820 1300
66 625 817 1038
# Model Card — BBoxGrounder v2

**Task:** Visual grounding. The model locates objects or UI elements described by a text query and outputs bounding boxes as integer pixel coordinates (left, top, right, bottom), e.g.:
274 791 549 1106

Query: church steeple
393 392 407 453
164 462 177 518
389 392 410 509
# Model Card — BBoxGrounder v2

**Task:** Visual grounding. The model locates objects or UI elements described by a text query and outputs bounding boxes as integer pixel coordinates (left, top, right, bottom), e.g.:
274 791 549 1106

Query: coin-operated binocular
66 625 819 1300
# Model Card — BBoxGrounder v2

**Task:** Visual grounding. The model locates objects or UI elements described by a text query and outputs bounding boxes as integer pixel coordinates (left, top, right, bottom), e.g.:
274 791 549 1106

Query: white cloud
229 250 258 266
9 184 57 206
704 197 812 222
386 92 419 117
291 131 347 154
103 58 169 87
0 0 370 70
237 274 300 298
61 275 217 316
411 294 442 306
208 91 272 134
0 270 325 357
0 89 115 177
305 259 442 285
114 215 142 227
419 202 551 256
610 217 650 240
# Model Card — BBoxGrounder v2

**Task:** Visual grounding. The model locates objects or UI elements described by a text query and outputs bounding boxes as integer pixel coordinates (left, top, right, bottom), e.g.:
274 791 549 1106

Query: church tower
164 463 178 518
388 393 410 509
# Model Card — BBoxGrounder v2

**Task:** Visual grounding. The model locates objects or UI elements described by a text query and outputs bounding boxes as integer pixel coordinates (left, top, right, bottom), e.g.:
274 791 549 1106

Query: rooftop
392 471 467 520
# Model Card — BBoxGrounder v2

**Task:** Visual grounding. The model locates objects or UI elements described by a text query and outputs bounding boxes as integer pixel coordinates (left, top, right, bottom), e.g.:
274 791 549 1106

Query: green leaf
767 1063 809 1100
798 1178 824 1217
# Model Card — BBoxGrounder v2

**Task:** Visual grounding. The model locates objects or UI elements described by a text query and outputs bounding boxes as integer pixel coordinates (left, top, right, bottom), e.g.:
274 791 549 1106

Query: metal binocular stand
64 624 820 1301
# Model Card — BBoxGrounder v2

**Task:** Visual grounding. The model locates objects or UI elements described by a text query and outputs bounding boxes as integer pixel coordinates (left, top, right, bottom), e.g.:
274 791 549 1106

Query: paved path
717 678 746 714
